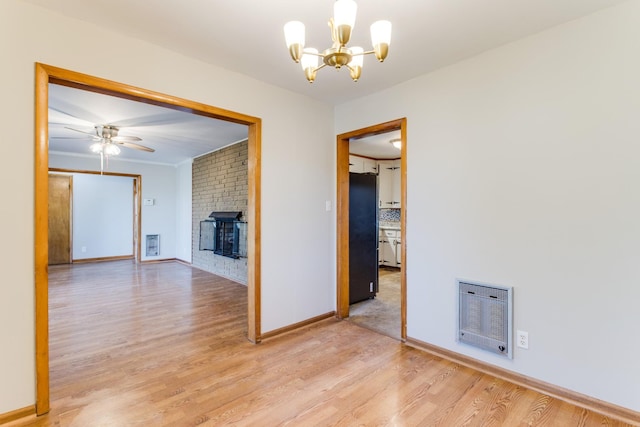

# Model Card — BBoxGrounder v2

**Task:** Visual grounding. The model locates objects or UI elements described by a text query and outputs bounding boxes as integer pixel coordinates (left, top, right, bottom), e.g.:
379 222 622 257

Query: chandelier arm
353 50 375 57
328 18 337 43
314 63 328 73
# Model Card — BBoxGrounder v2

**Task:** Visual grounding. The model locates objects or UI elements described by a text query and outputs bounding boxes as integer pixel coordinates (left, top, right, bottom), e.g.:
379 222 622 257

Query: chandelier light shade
333 0 357 45
349 46 364 81
284 21 305 63
371 20 392 61
284 0 391 83
301 48 320 82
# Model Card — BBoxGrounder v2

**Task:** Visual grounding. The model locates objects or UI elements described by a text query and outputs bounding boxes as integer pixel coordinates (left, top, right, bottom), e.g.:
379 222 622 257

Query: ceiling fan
65 124 155 153
62 124 155 173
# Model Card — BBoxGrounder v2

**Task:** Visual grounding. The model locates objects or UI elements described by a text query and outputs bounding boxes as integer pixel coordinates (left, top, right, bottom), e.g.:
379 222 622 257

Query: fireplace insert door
200 211 246 259
216 220 236 257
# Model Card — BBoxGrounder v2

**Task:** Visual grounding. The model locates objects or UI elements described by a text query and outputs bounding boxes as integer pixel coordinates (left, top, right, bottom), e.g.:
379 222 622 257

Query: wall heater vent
145 234 159 257
458 280 513 358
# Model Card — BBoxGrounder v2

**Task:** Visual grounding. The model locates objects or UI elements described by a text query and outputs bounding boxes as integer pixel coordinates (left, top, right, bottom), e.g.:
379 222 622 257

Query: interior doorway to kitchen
336 118 407 341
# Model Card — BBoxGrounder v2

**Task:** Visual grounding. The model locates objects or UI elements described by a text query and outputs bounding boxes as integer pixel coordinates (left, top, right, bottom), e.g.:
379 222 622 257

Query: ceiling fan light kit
90 140 121 174
284 0 391 83
90 141 121 156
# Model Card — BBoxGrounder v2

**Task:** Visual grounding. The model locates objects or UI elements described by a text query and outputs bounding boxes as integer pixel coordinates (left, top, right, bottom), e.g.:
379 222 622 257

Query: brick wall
192 140 248 284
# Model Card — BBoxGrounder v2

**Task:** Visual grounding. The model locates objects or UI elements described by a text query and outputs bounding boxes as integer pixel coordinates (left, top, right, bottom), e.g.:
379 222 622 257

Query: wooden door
48 174 72 265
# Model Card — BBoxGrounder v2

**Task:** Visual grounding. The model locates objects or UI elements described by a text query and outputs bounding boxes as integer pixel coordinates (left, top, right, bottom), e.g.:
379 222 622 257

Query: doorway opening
336 118 407 341
48 170 142 265
34 63 262 415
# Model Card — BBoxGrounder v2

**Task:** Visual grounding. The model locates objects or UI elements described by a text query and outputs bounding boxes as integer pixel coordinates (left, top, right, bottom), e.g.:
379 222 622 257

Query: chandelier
284 0 391 83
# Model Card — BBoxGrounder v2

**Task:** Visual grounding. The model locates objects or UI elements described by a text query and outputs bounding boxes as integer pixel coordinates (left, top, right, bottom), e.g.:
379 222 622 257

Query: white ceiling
33 0 628 162
48 84 248 165
350 130 402 160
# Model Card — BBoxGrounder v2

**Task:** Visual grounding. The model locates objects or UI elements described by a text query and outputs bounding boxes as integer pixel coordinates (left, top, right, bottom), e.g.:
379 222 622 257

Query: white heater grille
458 280 513 358
146 234 159 257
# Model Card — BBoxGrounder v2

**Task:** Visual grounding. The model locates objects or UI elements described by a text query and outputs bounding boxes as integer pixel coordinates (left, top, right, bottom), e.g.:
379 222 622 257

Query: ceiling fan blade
111 112 199 128
49 120 89 127
116 141 155 152
112 135 143 142
48 101 104 126
64 126 99 137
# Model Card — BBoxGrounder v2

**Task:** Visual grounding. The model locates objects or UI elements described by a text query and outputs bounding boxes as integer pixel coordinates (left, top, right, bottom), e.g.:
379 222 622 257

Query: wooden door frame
336 118 407 340
49 169 142 262
34 63 262 415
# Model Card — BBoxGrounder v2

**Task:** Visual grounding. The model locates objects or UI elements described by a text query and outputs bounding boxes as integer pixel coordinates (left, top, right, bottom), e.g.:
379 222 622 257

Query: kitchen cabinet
379 228 401 267
349 155 363 173
391 159 401 208
377 159 401 208
362 158 378 174
379 230 388 265
349 155 378 174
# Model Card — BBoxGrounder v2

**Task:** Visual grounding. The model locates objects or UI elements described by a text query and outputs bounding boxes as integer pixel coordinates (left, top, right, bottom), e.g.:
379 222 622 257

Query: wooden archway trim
336 118 407 339
34 63 262 415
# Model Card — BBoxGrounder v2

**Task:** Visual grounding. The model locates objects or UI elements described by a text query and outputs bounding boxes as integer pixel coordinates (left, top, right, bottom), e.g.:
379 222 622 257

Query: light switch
143 198 155 206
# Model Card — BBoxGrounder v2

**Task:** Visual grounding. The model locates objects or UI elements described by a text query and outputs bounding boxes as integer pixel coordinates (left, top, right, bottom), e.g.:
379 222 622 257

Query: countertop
379 222 401 230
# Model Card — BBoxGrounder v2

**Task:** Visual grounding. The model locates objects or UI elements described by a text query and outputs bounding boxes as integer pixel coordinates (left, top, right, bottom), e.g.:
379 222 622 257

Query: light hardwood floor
8 260 634 426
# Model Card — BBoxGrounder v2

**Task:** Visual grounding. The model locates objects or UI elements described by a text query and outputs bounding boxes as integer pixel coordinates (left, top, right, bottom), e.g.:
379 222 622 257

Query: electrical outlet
517 330 529 349
81 246 87 253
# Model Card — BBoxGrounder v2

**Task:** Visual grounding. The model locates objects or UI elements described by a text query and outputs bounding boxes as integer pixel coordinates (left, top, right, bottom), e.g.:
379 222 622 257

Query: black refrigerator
349 172 378 304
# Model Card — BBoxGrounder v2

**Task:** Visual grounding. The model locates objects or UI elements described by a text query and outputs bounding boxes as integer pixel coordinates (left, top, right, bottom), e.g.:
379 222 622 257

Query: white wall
1 0 334 414
70 173 134 260
49 154 178 262
336 1 640 412
176 160 192 263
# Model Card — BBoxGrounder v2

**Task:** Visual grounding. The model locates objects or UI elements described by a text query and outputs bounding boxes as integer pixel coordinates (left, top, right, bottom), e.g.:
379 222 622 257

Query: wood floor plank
6 260 636 426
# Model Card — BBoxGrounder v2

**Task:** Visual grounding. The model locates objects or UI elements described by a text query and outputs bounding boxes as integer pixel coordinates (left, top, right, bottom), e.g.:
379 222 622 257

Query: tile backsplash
380 208 401 222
